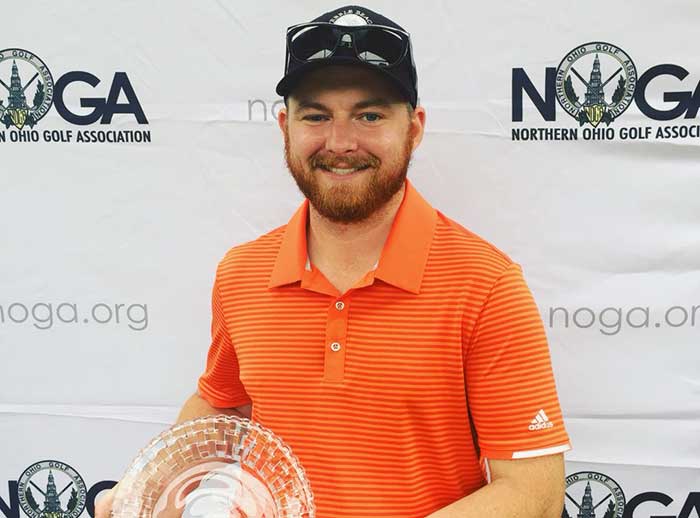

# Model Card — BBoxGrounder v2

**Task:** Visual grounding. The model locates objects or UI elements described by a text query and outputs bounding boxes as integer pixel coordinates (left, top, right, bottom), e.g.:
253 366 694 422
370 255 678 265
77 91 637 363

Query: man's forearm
175 392 249 424
424 477 562 518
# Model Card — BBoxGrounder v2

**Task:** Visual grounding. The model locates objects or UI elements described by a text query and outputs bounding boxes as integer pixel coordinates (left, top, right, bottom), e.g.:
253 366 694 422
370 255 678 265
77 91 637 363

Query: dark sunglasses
285 22 412 70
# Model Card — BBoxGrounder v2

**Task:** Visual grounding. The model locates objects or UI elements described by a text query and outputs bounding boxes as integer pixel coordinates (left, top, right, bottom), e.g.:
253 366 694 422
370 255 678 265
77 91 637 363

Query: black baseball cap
276 5 418 108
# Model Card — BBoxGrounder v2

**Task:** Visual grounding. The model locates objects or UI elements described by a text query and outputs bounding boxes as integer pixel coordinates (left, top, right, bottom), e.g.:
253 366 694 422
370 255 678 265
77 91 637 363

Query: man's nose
324 118 359 154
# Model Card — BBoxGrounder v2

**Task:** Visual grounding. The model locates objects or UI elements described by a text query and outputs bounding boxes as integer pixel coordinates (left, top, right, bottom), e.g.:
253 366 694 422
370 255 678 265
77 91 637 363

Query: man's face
278 65 425 223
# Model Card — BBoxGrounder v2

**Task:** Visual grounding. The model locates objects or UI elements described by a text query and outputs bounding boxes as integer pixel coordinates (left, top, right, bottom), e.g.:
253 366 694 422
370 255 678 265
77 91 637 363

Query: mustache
311 154 381 170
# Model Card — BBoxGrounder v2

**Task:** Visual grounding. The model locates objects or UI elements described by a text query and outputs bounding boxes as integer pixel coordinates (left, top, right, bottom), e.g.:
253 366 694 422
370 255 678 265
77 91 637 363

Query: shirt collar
304 256 377 272
268 178 437 294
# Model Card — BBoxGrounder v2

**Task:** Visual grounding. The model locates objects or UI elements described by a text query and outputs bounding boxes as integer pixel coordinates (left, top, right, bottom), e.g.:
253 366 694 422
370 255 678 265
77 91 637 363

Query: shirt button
335 301 345 311
330 342 342 352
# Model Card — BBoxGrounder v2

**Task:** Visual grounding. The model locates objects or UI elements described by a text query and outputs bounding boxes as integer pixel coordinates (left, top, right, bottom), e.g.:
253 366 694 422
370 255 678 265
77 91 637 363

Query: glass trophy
111 415 315 518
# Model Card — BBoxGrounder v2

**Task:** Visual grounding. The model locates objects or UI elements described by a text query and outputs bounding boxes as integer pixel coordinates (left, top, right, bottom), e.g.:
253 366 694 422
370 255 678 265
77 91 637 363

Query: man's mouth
319 165 369 176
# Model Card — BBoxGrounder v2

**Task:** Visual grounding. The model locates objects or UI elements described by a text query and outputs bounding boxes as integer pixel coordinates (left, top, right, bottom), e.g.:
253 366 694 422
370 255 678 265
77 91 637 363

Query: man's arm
425 453 565 518
176 390 252 424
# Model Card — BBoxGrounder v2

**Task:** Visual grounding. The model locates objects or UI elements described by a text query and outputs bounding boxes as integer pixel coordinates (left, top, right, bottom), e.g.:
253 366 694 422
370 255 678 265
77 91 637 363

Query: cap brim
276 57 412 105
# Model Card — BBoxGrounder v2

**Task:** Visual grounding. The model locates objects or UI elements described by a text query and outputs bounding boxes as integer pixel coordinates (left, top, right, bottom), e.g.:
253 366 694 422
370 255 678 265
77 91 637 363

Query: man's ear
409 105 426 152
277 106 288 134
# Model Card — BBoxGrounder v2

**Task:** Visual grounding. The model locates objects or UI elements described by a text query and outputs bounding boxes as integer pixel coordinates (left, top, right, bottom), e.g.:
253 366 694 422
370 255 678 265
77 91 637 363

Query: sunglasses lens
289 25 407 66
290 25 339 60
353 27 406 66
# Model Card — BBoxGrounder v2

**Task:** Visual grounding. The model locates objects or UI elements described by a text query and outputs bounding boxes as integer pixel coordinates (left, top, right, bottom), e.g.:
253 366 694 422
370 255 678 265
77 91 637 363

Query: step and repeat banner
1 1 698 517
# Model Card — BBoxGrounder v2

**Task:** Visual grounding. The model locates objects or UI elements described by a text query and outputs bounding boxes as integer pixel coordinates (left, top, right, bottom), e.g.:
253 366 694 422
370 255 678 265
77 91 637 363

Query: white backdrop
1 2 698 517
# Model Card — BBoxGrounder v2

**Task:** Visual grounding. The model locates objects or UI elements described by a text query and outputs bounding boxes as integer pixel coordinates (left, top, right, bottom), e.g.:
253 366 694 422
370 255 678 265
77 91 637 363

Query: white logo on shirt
528 409 554 431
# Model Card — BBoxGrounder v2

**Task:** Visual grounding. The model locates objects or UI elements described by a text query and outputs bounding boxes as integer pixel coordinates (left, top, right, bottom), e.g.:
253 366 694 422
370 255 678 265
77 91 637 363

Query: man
97 5 571 518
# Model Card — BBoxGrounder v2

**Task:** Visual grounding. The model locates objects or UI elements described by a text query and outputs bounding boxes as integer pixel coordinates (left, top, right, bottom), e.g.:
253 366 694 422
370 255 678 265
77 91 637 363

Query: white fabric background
1 1 698 516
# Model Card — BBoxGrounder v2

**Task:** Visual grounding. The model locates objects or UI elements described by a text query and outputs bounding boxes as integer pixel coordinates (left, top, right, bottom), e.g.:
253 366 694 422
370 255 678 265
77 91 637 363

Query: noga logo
0 460 116 518
511 42 700 142
0 48 150 144
562 471 700 518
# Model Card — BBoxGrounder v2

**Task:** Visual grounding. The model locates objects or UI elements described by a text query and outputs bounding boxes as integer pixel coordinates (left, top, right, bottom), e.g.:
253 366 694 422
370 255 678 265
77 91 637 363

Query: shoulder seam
437 212 514 265
219 223 286 263
214 259 234 352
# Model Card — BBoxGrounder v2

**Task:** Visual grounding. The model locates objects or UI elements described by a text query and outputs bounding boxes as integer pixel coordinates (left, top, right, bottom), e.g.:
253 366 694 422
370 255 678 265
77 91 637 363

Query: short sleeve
197 267 251 408
465 262 571 461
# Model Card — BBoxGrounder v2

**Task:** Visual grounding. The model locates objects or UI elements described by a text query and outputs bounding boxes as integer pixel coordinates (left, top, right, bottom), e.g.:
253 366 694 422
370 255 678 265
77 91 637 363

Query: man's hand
425 453 566 518
93 478 192 518
94 483 118 518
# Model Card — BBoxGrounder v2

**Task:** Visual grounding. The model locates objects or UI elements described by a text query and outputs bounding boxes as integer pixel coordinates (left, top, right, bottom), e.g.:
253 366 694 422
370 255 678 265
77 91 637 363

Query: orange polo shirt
198 179 571 517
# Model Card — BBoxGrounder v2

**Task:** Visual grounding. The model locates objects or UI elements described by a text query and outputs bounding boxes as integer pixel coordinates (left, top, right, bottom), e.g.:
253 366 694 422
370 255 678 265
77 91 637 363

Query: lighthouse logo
555 42 637 127
0 49 54 130
562 471 626 518
17 460 87 518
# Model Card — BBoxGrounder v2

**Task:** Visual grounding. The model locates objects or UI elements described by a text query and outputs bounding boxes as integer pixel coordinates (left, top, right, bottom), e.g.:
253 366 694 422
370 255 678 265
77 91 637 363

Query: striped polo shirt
197 178 571 517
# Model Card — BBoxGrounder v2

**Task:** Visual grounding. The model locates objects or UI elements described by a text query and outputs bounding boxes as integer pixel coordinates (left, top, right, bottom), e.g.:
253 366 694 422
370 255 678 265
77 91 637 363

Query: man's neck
306 182 406 274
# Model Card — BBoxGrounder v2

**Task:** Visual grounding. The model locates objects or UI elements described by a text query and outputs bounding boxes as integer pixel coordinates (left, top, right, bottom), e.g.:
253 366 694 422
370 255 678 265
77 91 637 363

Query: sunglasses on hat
285 22 412 70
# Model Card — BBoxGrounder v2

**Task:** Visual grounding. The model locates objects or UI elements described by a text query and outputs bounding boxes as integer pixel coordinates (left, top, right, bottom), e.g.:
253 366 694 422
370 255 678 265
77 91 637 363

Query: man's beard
283 129 414 223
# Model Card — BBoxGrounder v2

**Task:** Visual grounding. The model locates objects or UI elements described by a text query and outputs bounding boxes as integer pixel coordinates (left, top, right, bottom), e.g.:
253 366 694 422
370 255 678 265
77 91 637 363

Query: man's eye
360 113 383 122
303 114 327 122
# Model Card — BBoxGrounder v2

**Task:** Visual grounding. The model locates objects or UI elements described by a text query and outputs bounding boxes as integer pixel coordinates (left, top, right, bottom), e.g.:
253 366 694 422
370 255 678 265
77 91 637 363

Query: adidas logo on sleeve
528 409 554 431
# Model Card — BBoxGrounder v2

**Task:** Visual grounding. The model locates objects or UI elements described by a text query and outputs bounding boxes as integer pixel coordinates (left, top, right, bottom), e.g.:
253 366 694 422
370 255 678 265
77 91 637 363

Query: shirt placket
323 297 349 383
302 263 377 384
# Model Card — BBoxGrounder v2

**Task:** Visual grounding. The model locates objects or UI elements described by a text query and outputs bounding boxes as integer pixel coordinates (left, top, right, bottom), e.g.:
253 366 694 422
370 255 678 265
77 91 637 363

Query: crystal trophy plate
111 415 315 518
